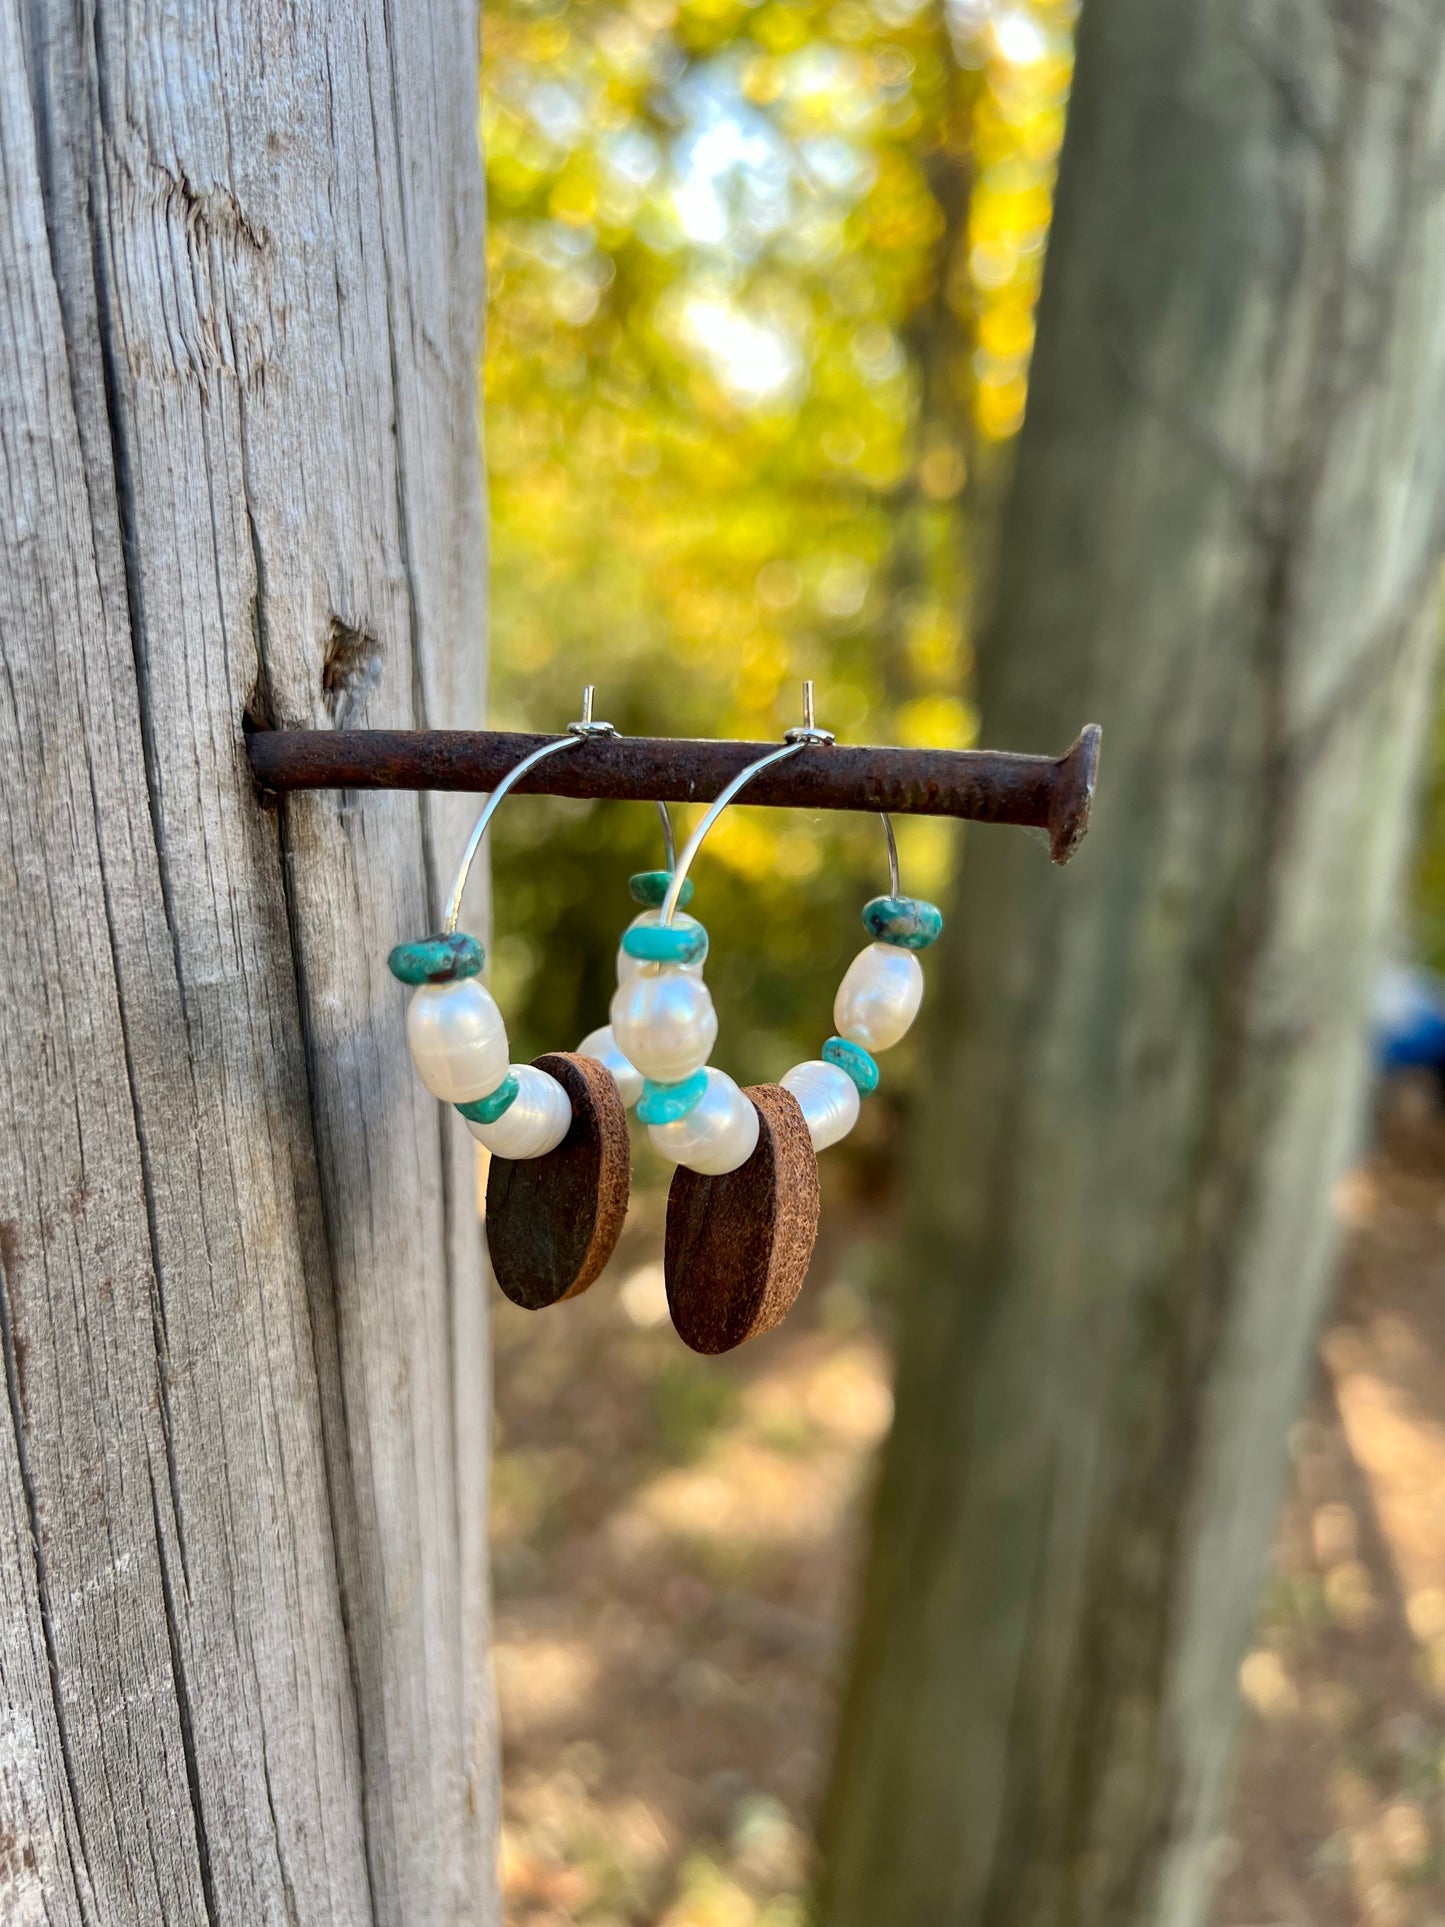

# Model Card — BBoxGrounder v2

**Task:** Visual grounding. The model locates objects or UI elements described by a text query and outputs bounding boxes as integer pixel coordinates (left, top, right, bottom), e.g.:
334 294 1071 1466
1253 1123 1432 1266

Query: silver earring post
784 678 835 748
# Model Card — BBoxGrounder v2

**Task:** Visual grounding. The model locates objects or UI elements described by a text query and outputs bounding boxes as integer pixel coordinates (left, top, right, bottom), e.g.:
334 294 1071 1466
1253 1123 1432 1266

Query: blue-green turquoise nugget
628 870 695 910
456 1074 519 1125
823 1036 880 1095
861 895 944 950
621 920 708 967
388 931 485 984
636 1070 708 1125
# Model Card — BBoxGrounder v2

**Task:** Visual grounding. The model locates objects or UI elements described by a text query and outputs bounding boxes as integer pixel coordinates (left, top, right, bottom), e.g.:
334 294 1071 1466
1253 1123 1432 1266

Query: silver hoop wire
660 681 835 925
655 800 676 875
879 810 902 896
441 686 616 935
440 682 894 936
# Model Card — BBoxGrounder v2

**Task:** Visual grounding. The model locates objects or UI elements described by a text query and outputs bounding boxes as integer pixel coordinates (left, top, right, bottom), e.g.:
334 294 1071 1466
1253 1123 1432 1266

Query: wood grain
486 1053 632 1311
665 1086 821 1355
0 5 492 1922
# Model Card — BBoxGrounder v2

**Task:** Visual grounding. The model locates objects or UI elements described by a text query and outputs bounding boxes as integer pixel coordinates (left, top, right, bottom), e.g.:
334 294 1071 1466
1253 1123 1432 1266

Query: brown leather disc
485 1051 631 1310
664 1083 820 1355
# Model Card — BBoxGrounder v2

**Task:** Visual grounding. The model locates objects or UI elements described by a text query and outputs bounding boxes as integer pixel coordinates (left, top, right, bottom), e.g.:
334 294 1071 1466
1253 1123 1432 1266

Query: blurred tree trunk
821 3 1445 1924
0 5 492 1923
878 61 979 715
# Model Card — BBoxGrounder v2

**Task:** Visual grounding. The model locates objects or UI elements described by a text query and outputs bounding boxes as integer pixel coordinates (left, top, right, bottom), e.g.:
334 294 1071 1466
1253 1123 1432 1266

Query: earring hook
659 682 833 925
441 686 616 934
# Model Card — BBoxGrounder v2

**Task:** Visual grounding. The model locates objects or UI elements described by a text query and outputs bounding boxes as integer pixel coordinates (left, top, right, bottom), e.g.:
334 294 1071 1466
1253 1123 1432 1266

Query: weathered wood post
0 5 493 1921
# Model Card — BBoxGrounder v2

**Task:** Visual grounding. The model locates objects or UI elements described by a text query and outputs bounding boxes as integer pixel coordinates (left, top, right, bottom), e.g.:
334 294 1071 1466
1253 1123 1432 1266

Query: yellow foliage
896 693 976 750
482 0 1071 1072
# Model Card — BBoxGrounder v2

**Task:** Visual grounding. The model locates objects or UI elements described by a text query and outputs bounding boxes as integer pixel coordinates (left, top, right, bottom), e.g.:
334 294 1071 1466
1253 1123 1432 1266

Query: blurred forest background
483 0 1071 1087
480 1 1445 1923
480 0 1445 1076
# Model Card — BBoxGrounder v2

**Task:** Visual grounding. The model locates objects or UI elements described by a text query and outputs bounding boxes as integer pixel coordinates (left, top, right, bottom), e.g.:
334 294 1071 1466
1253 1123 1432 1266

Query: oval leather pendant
664 1083 820 1354
486 1051 631 1310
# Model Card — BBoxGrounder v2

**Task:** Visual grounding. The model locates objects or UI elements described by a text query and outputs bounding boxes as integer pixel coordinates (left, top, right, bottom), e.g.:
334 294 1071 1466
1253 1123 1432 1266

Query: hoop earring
388 690 631 1310
631 691 942 1353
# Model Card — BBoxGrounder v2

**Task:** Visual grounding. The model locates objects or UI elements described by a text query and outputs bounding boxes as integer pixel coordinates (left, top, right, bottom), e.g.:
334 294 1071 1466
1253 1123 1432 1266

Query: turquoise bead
629 870 695 910
823 1036 880 1095
636 1069 708 1125
621 920 708 967
388 931 485 985
861 895 944 951
456 1073 519 1125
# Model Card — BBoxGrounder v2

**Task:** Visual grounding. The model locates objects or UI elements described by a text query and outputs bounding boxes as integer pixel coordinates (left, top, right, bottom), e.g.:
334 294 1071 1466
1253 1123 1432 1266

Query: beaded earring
389 692 631 1309
666 820 941 1352
599 689 943 1354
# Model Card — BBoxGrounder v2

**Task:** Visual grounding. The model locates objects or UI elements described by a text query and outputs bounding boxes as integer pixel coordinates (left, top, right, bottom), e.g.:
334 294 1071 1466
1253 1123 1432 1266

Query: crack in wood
146 1460 219 1927
0 1242 98 1927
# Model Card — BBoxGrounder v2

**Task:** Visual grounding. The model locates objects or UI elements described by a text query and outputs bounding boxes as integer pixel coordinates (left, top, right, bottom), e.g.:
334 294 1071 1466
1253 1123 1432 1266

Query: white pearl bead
609 968 718 1084
407 980 510 1103
465 1065 572 1158
833 942 924 1052
576 1024 644 1109
648 1067 759 1175
781 1060 860 1152
616 910 707 984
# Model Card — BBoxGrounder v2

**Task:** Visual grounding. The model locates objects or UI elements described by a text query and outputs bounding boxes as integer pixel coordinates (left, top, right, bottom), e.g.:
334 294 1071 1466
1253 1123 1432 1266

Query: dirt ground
1215 1096 1445 1927
491 1106 1445 1927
